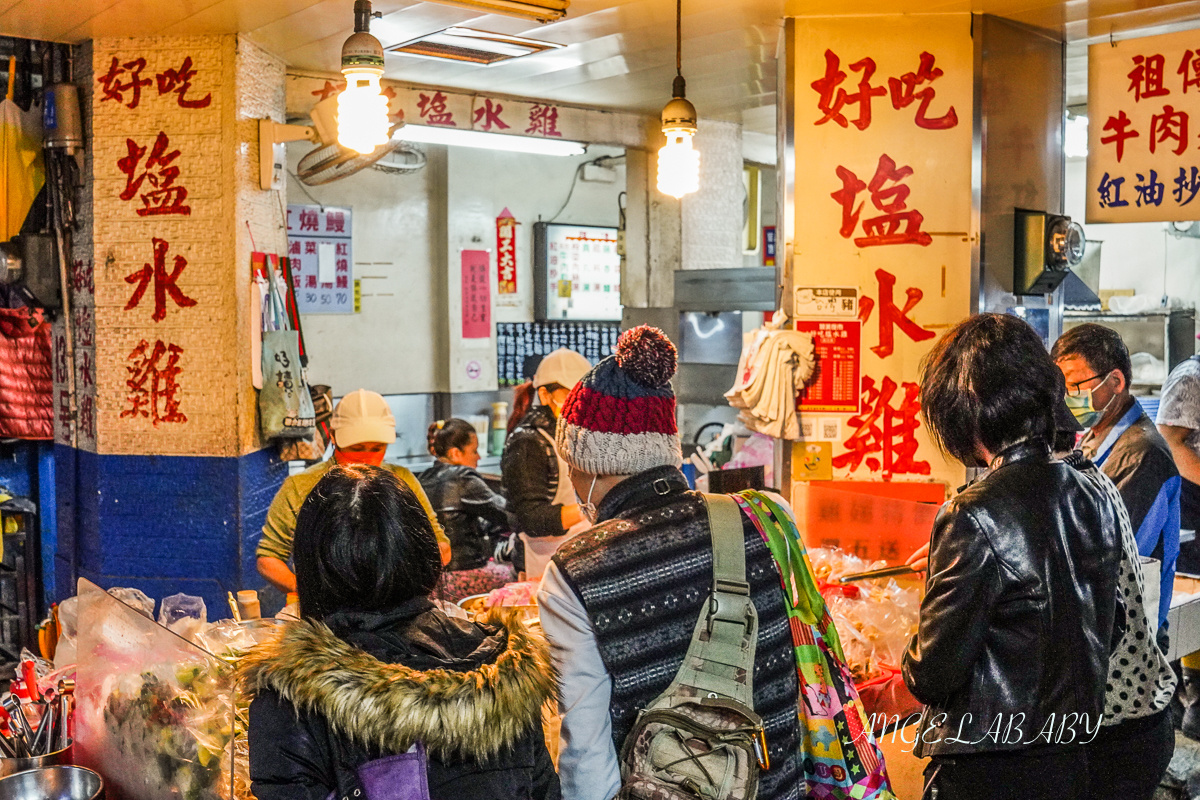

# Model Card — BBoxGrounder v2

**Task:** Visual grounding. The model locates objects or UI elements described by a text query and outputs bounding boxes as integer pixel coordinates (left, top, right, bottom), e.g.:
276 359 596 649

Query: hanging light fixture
338 0 390 155
657 0 699 199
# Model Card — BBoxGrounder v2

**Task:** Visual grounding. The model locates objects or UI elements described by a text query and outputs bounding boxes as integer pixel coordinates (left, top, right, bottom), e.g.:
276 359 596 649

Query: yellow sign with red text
1087 29 1200 222
790 15 973 488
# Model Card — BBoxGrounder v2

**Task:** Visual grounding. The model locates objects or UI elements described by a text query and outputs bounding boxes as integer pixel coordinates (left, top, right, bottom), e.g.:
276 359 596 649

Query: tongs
836 565 919 584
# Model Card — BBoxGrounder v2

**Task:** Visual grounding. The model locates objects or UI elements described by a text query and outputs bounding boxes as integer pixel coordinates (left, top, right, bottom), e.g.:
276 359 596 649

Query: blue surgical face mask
1064 372 1117 429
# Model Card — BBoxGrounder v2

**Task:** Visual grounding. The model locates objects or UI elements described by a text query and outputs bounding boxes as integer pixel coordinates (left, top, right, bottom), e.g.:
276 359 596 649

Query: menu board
533 222 622 321
285 205 354 314
795 320 862 413
496 321 620 386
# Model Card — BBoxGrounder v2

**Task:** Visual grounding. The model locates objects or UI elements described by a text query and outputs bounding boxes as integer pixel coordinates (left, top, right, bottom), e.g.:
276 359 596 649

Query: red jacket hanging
0 307 53 440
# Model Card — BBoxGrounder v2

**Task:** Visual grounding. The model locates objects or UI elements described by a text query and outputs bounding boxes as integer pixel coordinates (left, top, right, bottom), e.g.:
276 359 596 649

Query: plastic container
235 590 261 620
490 402 508 457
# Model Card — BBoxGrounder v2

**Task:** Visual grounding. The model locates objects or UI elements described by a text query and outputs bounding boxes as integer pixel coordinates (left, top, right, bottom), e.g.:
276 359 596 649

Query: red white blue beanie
555 325 681 475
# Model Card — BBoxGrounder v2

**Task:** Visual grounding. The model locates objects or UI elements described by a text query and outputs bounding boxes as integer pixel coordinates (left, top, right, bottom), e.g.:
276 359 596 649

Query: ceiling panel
6 0 1200 130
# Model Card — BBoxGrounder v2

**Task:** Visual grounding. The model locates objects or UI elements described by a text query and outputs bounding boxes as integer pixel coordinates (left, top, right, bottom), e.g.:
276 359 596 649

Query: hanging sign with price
285 204 354 314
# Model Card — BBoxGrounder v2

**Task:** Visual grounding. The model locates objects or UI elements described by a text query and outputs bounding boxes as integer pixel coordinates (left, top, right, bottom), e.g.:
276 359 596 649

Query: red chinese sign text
812 49 958 131
832 375 930 477
125 238 198 322
122 339 187 426
831 154 932 247
118 131 191 216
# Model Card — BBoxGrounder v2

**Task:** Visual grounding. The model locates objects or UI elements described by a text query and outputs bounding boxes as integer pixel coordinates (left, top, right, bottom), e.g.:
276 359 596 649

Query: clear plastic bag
75 579 242 800
809 547 921 684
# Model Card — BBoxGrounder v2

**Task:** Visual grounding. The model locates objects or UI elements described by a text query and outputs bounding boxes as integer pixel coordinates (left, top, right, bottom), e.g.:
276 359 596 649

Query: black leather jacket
419 462 510 571
902 441 1120 757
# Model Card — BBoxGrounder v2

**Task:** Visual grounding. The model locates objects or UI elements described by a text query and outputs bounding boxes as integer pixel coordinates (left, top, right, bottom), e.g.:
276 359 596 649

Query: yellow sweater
256 459 447 563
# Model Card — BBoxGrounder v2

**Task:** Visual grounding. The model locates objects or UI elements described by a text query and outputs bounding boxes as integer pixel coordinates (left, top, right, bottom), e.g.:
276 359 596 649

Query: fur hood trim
237 609 558 760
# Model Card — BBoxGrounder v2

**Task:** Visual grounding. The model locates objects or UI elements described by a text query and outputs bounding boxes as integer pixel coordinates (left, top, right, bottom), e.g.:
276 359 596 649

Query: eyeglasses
1065 371 1112 397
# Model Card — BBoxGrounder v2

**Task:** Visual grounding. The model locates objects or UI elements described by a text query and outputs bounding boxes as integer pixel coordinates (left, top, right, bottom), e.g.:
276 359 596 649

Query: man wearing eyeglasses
1053 323 1181 638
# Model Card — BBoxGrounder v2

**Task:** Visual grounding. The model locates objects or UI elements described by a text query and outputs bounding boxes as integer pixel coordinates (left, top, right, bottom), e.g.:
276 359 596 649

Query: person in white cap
500 348 593 578
256 389 449 593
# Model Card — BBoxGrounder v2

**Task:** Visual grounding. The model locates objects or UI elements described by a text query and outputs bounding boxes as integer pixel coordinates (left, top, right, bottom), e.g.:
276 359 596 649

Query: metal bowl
0 743 73 777
0 766 103 800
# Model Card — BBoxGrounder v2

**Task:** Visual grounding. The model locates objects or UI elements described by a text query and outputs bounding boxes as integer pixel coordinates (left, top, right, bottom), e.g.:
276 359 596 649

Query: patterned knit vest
552 467 804 800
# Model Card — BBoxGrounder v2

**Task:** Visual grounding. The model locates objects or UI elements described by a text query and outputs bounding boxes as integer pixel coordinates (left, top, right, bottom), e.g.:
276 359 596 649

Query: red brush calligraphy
833 375 930 477
125 238 199 322
832 155 932 248
474 99 510 133
812 50 957 131
418 91 457 127
526 104 563 137
858 268 937 358
118 132 191 216
122 339 187 426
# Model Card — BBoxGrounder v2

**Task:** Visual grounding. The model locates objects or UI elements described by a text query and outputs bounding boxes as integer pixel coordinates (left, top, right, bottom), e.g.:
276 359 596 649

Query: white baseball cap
533 349 592 390
330 389 397 448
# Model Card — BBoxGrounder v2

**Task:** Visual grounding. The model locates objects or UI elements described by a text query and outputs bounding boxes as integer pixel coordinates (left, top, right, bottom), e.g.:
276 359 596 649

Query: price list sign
496 322 620 386
285 205 353 314
795 320 862 413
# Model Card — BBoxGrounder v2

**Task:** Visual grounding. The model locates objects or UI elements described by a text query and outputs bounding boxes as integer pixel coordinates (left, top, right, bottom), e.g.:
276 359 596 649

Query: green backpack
617 494 768 800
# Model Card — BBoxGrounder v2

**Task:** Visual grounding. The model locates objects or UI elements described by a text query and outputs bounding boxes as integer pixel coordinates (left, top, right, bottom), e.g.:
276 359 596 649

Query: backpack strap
657 493 759 710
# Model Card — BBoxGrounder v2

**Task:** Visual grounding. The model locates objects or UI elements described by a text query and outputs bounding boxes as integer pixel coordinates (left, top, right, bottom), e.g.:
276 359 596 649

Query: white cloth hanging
725 311 816 440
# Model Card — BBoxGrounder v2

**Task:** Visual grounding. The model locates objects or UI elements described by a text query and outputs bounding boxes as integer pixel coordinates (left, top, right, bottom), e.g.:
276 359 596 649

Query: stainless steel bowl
0 766 103 800
0 743 73 778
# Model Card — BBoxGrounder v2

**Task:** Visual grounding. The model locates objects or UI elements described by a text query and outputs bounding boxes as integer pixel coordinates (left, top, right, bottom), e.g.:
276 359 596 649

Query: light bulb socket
354 0 374 33
341 30 385 71
661 95 697 135
672 74 687 99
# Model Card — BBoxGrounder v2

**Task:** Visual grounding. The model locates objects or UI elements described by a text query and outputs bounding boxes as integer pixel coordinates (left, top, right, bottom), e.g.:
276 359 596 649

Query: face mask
335 448 386 466
1064 373 1117 429
580 476 599 524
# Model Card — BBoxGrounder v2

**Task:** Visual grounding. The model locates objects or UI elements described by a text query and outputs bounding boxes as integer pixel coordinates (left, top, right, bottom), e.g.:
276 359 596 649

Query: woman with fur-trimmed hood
240 465 561 800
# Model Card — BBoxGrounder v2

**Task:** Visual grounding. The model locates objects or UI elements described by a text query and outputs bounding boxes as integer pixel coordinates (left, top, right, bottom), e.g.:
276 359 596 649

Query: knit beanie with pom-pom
555 325 681 476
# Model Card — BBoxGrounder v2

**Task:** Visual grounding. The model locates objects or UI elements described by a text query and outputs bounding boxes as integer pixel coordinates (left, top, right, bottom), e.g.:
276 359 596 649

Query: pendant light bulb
657 77 699 199
658 0 699 199
337 2 389 155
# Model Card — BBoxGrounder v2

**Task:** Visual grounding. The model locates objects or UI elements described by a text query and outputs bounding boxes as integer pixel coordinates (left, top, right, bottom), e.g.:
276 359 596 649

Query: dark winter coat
501 405 566 539
419 461 511 571
902 440 1121 758
240 598 561 800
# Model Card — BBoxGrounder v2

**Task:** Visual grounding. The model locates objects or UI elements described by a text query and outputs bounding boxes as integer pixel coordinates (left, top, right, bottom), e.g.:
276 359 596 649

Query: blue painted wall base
54 446 287 616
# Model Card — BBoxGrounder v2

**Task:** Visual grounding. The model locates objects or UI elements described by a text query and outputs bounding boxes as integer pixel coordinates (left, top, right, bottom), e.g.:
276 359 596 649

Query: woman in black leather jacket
242 465 559 800
902 314 1121 800
420 419 515 601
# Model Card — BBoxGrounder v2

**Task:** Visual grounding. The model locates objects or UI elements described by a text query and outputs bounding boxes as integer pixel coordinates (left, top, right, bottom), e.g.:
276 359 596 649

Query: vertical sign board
285 205 354 313
461 250 492 339
790 16 973 488
1087 30 1200 222
79 41 225 455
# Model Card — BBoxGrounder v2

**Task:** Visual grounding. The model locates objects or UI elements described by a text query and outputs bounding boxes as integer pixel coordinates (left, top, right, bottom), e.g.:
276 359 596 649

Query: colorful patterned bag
734 491 896 800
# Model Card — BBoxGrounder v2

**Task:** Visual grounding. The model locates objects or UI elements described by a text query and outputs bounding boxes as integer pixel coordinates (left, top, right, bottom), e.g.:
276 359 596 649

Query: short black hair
427 418 476 457
1050 323 1133 386
920 313 1064 464
293 464 442 621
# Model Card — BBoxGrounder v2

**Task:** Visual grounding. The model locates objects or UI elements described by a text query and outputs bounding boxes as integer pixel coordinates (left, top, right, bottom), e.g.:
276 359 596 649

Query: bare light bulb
657 130 700 199
337 68 389 155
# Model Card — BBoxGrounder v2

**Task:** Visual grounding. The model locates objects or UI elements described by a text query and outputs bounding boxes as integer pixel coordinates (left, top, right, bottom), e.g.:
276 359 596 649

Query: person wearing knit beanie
555 325 682 477
538 325 810 800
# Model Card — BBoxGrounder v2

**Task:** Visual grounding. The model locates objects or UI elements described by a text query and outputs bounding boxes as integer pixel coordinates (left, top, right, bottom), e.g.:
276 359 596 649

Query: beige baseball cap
330 389 397 448
533 349 592 390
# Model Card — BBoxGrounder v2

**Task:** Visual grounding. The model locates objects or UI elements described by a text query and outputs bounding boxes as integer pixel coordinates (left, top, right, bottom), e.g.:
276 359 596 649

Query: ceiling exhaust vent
387 27 562 65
